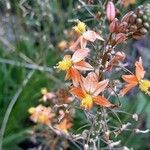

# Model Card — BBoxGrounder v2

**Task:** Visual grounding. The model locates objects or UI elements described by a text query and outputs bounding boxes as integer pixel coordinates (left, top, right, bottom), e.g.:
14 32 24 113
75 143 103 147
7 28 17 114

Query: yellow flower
139 80 150 95
73 21 86 34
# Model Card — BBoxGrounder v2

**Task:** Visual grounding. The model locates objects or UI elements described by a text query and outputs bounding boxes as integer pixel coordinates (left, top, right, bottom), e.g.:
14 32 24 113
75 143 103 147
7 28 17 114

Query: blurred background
0 0 150 149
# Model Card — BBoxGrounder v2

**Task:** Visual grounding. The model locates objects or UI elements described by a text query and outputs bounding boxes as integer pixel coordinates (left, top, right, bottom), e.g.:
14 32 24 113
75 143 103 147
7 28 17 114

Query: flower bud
115 33 127 44
106 1 116 21
109 18 119 33
136 18 143 26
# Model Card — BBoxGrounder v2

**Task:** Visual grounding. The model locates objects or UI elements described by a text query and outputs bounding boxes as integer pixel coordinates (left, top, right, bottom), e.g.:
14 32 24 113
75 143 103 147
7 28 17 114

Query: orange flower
56 49 93 87
107 51 126 71
55 118 72 134
121 0 136 7
70 21 104 51
28 105 55 125
70 72 114 110
120 57 150 96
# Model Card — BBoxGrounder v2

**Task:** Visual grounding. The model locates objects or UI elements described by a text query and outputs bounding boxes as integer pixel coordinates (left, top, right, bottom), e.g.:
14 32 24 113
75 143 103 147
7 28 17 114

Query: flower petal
74 61 94 71
93 79 109 96
82 72 99 93
72 49 89 63
80 36 87 49
119 83 137 96
70 87 85 99
93 96 114 107
83 30 104 42
135 57 145 81
66 68 81 87
122 75 138 84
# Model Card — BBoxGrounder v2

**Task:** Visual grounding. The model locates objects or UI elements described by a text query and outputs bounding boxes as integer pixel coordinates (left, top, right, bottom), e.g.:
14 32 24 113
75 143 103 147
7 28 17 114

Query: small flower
70 72 114 110
28 105 55 125
41 88 55 102
56 49 93 86
120 57 150 96
70 21 104 51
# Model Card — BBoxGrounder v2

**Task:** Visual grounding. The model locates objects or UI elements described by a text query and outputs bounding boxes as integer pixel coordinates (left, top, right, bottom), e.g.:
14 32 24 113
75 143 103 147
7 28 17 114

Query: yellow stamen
73 21 86 34
28 107 36 114
57 57 72 71
139 80 150 95
81 94 93 110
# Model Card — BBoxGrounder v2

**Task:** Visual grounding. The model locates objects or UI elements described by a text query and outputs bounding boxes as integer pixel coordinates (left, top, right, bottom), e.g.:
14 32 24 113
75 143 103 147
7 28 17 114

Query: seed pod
106 1 116 21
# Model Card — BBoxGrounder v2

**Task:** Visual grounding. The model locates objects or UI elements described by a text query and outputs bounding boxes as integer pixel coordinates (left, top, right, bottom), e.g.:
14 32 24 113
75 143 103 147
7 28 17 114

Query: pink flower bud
118 21 128 33
121 11 134 22
115 33 127 44
109 18 119 33
106 1 116 21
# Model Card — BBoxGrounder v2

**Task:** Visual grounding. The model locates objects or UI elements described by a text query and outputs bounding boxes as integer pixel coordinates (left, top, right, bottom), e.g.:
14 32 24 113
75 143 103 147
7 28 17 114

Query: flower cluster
27 1 150 149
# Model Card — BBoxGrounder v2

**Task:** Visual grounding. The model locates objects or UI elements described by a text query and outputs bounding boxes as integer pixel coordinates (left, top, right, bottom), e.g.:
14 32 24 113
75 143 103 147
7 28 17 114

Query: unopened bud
106 1 116 21
115 33 127 44
136 18 143 26
109 18 119 33
140 28 148 34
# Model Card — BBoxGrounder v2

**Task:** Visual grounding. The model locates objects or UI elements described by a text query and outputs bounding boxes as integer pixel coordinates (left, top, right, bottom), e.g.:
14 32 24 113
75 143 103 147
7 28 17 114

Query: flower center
139 80 150 95
81 94 93 110
57 58 72 71
73 21 86 34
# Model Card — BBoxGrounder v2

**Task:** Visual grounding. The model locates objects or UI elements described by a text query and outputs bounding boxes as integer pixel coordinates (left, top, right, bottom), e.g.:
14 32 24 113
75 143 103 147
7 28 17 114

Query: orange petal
72 48 89 63
69 68 81 87
70 87 85 99
93 79 109 96
135 57 145 81
122 75 138 84
83 30 104 42
120 83 137 96
93 96 114 107
74 61 94 71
